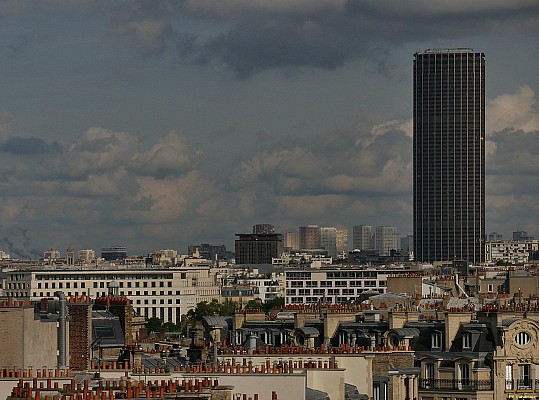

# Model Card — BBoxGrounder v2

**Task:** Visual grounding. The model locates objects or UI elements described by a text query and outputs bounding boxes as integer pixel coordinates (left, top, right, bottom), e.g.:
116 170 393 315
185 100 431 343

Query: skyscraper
299 225 321 250
352 225 372 251
320 227 337 258
336 228 348 257
413 49 485 263
375 226 398 257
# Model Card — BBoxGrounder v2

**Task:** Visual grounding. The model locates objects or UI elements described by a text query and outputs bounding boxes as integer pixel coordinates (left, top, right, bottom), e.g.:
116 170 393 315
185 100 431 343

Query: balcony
505 379 536 391
419 379 493 391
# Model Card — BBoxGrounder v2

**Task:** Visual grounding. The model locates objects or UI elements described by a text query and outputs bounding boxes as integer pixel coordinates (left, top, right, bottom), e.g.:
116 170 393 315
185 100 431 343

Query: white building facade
4 266 221 324
284 267 406 304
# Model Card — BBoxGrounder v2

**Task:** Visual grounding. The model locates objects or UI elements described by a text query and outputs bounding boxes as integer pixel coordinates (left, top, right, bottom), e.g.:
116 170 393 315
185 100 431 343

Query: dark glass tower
413 49 485 263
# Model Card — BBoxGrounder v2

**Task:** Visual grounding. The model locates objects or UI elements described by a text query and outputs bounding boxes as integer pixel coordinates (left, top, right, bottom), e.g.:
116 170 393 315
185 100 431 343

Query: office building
284 232 299 251
320 227 337 258
400 235 414 253
487 232 503 242
3 266 220 324
352 225 372 251
235 233 283 264
101 245 127 261
252 224 276 234
336 228 348 257
284 266 408 304
375 226 398 256
513 231 534 241
299 225 321 250
413 49 485 263
187 243 231 260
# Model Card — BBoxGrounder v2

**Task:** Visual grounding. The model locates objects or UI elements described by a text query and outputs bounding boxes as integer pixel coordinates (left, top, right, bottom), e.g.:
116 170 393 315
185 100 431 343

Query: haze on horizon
0 0 538 258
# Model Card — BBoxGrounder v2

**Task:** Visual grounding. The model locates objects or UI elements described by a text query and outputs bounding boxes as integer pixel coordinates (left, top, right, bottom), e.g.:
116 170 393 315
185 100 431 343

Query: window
518 364 531 389
515 331 531 346
373 382 387 400
487 284 493 292
431 332 442 349
457 363 470 389
424 363 435 388
506 364 513 390
462 333 472 349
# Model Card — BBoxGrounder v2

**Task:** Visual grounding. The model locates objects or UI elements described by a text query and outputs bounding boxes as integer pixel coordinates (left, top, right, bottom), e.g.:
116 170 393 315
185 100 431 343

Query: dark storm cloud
98 0 539 77
488 130 539 176
0 137 60 155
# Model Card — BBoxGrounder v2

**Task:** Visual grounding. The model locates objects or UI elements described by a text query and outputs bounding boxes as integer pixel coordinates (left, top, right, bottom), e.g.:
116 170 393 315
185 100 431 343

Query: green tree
146 317 163 333
245 299 264 310
263 297 284 312
185 299 238 326
162 321 182 332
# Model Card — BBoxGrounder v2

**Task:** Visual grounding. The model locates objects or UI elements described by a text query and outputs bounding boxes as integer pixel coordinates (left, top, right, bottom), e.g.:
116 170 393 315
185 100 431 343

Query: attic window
431 332 442 349
515 331 531 346
463 333 472 349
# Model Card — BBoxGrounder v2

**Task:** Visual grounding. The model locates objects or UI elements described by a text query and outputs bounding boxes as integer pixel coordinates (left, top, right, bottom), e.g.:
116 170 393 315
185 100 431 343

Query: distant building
486 240 539 264
336 228 348 257
375 226 398 256
187 243 232 260
78 249 95 263
101 246 127 261
43 249 61 260
400 235 414 253
513 230 534 241
66 246 74 266
235 233 283 264
352 225 372 251
0 250 10 260
4 266 221 324
488 232 503 241
284 232 299 251
253 224 276 234
284 266 408 304
299 225 321 250
320 227 337 258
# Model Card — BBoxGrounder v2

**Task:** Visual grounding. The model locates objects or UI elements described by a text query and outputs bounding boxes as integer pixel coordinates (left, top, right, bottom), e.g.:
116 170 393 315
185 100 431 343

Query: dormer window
431 331 442 350
463 333 472 350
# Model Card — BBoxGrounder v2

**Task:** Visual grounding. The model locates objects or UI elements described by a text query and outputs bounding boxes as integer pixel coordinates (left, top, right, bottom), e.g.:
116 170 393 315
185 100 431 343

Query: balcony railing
505 379 537 391
419 379 493 391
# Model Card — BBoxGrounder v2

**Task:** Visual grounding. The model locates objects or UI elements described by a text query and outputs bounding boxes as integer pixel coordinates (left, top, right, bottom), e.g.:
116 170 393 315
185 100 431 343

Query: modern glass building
413 49 485 263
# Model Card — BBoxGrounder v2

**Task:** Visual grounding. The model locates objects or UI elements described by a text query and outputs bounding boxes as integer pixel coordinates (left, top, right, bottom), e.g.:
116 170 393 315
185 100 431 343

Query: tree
263 297 284 312
146 317 162 333
185 299 238 326
162 321 182 332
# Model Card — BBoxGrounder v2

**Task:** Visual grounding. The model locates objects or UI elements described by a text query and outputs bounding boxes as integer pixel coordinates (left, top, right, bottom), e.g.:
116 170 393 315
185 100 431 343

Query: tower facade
413 49 485 263
299 225 321 250
320 227 337 258
352 225 372 251
375 226 398 257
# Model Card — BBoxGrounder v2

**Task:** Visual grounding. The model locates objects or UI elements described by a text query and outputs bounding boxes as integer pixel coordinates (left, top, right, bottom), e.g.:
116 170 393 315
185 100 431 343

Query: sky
0 0 539 258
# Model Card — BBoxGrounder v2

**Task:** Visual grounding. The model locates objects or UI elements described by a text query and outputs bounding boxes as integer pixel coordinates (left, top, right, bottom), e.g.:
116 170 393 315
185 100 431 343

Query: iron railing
419 379 493 391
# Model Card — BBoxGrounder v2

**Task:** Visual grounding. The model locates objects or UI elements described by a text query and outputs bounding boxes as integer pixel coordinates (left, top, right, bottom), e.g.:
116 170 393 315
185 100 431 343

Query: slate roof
202 316 233 328
306 387 330 400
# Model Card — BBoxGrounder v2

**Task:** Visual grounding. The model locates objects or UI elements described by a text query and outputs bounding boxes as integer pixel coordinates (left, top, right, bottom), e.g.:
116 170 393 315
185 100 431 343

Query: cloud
487 85 539 134
109 18 176 57
132 132 203 179
92 0 539 77
0 137 59 155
